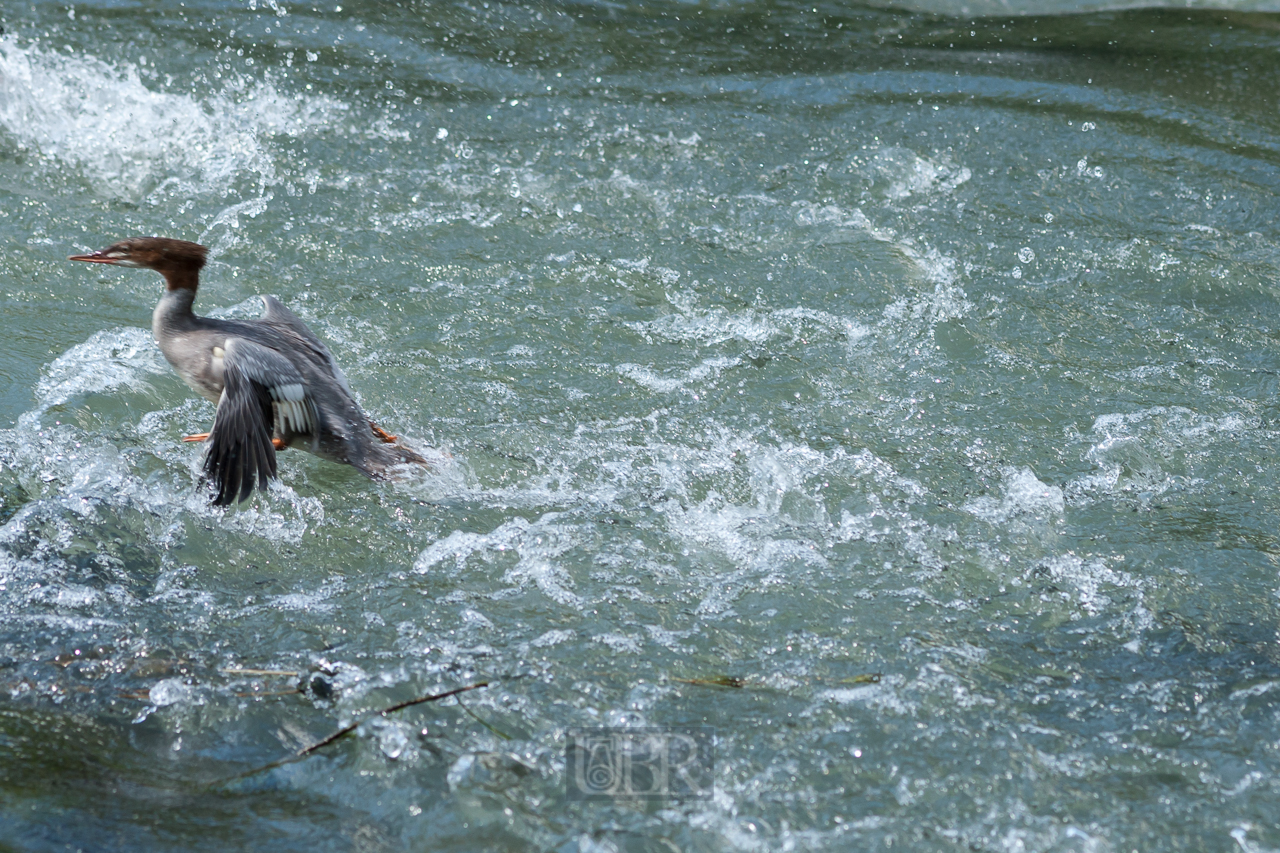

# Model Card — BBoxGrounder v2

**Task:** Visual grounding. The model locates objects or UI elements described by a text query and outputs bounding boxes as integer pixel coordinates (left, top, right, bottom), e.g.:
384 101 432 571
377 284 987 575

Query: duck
70 236 424 505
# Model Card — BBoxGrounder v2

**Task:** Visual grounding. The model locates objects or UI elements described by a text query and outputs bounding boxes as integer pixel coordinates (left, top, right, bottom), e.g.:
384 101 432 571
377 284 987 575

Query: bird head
70 237 208 274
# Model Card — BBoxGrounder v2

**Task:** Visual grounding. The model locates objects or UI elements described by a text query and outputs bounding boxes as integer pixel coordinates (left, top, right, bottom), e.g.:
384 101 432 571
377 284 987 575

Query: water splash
33 327 166 414
964 466 1065 524
865 146 972 201
0 39 344 201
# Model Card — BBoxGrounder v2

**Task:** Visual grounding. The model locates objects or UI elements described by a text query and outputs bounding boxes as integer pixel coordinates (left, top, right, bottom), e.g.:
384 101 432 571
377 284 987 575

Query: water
2 1 1280 850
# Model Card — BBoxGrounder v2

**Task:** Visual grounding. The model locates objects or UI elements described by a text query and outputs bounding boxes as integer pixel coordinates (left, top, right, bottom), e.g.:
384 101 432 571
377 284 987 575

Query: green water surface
2 2 1280 850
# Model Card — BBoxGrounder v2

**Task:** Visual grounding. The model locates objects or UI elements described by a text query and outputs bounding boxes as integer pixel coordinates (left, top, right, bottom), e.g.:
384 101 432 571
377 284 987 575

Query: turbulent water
2 1 1280 850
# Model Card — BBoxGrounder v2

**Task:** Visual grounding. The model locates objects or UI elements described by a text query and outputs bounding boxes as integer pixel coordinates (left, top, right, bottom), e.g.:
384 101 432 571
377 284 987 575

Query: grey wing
260 295 355 397
204 337 316 505
260 295 327 351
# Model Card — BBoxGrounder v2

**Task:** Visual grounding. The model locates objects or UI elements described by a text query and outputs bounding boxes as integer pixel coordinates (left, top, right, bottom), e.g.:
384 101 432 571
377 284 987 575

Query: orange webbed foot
185 433 285 450
370 422 398 443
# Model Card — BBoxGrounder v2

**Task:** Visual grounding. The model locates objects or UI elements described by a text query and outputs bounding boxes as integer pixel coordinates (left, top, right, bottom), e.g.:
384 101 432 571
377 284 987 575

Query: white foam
819 674 913 714
605 169 673 216
34 327 167 413
459 607 495 630
414 513 585 606
964 467 1064 524
148 677 198 708
0 40 344 200
200 194 274 254
413 517 531 574
1068 406 1254 503
616 356 739 394
592 632 642 653
1089 405 1255 441
0 397 322 547
409 429 934 621
864 147 972 201
264 579 343 614
791 201 874 231
529 628 575 648
501 550 584 608
626 230 964 362
632 303 851 348
1034 554 1128 615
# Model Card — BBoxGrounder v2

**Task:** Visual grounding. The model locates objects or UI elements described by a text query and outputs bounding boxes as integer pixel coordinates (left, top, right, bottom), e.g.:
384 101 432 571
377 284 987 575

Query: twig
674 676 745 689
234 688 302 698
211 681 489 786
455 691 512 740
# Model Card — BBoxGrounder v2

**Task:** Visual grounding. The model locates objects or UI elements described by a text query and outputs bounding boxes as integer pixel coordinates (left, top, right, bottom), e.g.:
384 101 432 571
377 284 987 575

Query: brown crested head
70 237 208 285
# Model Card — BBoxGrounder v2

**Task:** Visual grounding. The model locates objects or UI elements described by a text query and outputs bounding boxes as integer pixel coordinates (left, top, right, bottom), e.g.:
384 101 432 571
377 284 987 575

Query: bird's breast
157 334 226 404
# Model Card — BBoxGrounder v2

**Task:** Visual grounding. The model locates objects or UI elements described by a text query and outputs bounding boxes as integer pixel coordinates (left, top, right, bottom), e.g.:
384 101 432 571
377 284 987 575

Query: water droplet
1017 247 1035 264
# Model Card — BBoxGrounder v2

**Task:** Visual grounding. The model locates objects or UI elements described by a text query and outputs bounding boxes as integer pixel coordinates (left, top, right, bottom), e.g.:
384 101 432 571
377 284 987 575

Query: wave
0 39 344 201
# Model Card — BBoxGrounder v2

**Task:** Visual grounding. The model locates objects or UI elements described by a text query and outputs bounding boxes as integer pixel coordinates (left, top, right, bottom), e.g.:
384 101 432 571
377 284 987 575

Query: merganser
70 236 424 505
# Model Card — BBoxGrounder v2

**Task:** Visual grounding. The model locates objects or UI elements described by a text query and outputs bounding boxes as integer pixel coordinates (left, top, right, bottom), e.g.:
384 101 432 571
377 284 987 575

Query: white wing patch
270 382 314 435
219 336 317 440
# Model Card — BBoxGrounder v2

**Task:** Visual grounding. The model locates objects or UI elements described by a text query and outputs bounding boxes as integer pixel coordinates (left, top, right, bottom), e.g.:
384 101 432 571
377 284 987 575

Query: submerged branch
211 681 489 787
455 691 513 740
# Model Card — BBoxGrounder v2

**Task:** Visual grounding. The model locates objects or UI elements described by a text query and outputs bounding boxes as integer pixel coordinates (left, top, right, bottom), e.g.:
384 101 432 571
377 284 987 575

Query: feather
202 337 307 504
